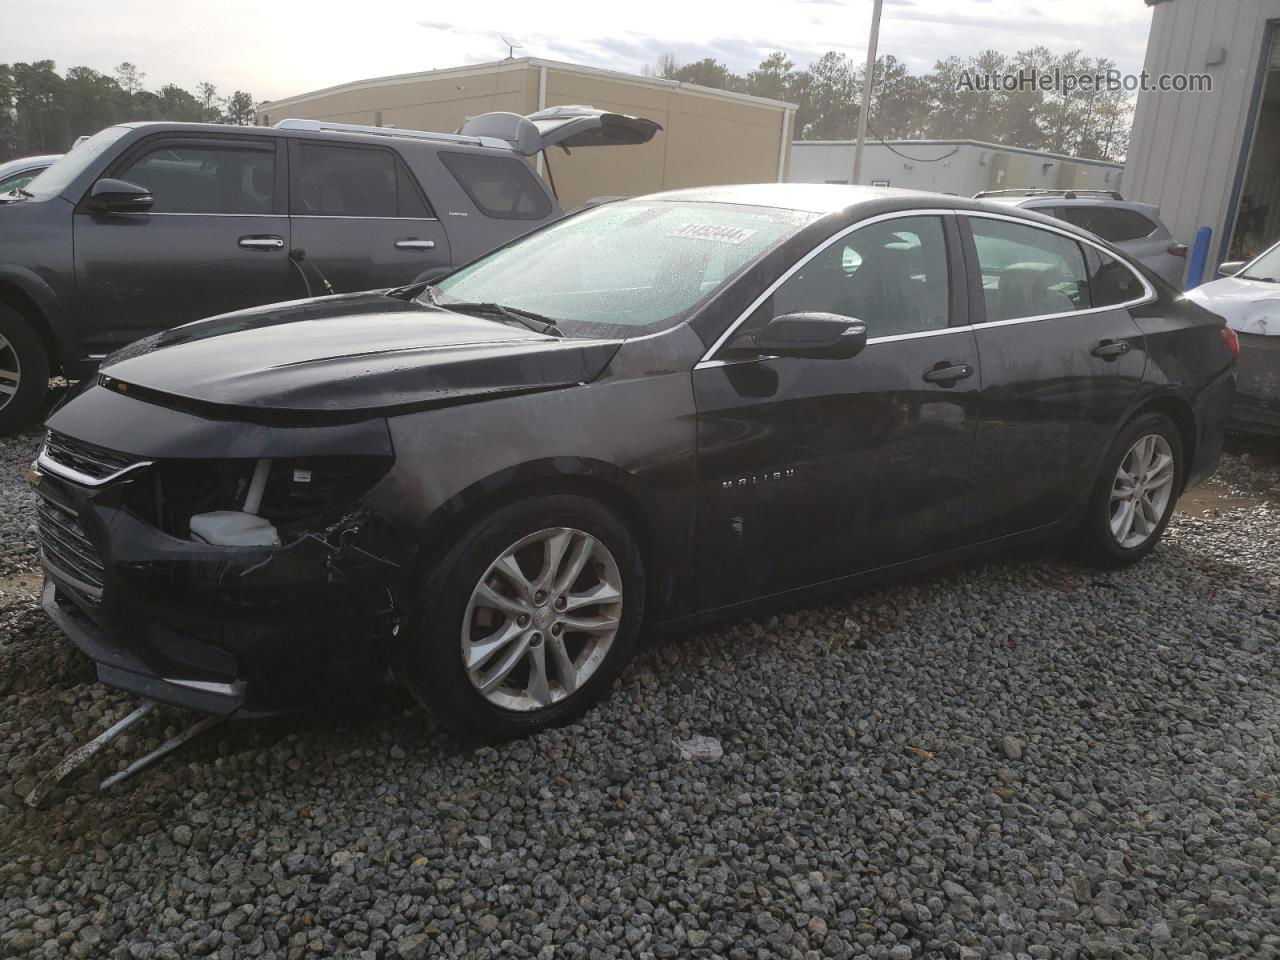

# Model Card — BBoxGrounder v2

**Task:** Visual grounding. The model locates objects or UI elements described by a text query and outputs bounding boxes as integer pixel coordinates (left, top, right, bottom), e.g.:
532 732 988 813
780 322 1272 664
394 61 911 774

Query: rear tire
1076 412 1183 568
396 494 645 740
0 302 50 435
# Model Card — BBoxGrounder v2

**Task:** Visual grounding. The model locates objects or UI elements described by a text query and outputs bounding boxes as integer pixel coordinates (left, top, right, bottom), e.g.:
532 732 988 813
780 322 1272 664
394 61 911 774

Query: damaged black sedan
33 185 1236 738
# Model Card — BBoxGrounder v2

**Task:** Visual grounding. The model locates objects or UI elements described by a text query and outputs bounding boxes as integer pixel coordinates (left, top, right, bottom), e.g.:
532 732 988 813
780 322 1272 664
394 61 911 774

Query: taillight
1168 243 1188 258
1220 325 1240 359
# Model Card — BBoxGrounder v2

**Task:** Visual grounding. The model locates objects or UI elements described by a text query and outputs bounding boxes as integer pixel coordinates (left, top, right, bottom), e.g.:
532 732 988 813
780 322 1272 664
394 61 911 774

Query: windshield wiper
1240 274 1280 283
438 300 564 338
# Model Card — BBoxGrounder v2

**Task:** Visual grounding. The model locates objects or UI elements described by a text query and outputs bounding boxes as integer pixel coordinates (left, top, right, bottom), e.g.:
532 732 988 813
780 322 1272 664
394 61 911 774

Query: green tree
222 90 257 125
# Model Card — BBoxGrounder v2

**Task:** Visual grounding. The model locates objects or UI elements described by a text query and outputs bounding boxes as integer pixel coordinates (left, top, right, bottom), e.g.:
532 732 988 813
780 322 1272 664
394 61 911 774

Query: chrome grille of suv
36 498 105 599
41 430 147 485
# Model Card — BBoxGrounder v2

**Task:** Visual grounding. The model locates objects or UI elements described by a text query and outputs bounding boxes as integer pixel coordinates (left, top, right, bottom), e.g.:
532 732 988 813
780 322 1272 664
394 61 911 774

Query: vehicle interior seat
996 262 1075 321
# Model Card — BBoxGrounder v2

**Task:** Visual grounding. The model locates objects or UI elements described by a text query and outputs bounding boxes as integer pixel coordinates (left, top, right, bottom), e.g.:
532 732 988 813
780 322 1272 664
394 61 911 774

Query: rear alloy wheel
1108 434 1177 549
399 495 644 739
0 302 50 434
1078 412 1183 568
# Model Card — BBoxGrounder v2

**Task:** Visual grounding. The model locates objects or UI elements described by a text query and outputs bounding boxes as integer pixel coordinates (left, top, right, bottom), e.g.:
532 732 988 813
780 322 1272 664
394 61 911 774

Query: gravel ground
1 431 1279 959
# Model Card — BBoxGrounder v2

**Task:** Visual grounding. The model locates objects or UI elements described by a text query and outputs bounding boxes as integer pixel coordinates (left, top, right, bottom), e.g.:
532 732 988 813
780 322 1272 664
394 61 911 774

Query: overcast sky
9 0 1154 103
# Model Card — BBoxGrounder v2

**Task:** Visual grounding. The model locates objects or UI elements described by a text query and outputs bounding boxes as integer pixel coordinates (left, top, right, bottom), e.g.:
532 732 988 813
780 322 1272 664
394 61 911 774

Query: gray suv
0 107 658 430
975 190 1188 289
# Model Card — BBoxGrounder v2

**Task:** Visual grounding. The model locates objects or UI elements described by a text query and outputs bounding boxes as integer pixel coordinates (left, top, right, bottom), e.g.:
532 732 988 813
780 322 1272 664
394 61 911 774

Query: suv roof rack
974 188 1125 201
273 118 513 151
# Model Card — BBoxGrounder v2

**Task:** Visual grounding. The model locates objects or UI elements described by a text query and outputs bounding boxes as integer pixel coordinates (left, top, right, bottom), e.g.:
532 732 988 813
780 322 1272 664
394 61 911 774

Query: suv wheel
1077 412 1183 568
0 303 50 434
398 494 645 739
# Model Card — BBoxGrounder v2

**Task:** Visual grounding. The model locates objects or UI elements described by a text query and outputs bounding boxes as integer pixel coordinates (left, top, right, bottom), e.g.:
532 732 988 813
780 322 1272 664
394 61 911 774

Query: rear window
439 151 552 220
1059 206 1157 243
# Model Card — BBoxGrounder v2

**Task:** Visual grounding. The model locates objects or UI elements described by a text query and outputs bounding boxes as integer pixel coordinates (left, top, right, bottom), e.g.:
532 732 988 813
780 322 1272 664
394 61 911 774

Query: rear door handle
395 239 436 251
1092 339 1132 360
922 362 974 386
239 235 284 251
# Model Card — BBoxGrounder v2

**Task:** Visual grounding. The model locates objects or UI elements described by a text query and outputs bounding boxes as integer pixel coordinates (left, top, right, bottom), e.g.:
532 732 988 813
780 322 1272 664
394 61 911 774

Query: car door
693 211 981 611
288 140 450 293
960 213 1149 539
73 135 292 355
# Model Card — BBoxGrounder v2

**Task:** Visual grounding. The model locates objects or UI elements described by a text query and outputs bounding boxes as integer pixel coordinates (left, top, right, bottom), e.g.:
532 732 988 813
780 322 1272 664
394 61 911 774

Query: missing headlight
137 455 394 541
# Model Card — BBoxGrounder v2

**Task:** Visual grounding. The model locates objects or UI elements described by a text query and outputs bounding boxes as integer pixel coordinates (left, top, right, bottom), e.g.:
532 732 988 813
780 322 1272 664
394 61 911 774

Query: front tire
1077 412 1183 568
0 303 50 434
397 494 645 739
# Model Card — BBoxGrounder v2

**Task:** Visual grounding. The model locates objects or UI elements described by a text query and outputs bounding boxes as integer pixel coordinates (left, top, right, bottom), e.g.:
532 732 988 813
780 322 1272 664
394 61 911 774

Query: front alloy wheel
462 527 623 711
399 494 644 739
1109 434 1176 549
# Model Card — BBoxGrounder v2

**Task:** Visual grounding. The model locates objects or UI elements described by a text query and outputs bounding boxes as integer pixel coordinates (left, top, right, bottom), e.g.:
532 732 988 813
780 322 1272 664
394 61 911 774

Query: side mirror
1217 260 1247 278
88 178 154 215
729 312 868 360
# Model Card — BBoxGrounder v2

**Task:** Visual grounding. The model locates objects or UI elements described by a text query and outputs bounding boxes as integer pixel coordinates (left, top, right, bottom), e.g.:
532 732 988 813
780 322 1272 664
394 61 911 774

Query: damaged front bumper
32 392 409 717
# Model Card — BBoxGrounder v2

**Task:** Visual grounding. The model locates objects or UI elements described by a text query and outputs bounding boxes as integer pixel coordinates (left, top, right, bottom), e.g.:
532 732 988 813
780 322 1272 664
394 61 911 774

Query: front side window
970 218 1091 321
752 215 950 338
117 144 275 214
438 151 552 220
431 200 816 335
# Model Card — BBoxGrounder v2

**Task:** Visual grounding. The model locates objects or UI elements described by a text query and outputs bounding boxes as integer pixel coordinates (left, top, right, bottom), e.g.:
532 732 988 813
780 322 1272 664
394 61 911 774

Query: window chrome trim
291 214 441 222
143 212 288 218
695 207 1158 369
697 208 959 365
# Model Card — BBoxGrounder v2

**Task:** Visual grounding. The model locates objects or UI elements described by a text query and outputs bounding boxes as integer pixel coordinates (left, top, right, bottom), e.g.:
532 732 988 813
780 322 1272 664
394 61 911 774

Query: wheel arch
1122 392 1197 491
0 268 77 377
408 457 660 583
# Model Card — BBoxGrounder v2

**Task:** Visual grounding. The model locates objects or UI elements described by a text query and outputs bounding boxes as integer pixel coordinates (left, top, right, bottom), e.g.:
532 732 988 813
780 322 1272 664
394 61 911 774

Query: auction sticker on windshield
671 223 759 245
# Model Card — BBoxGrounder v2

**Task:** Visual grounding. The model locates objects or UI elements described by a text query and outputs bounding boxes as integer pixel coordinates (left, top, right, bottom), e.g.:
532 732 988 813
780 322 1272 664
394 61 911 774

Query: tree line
646 47 1132 162
0 61 257 162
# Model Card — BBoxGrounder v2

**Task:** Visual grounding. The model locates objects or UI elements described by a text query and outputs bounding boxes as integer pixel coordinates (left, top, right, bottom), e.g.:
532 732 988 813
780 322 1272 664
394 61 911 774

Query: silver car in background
976 190 1189 288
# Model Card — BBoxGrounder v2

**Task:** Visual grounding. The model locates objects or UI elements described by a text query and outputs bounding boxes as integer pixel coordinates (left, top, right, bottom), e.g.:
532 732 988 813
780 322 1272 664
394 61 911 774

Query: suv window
1059 206 1157 243
970 218 1090 321
292 142 432 218
438 151 552 220
760 215 950 338
118 144 274 214
0 169 44 194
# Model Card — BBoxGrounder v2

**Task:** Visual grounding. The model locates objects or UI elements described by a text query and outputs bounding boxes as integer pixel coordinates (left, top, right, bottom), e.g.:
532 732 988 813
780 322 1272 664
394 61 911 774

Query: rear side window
970 218 1091 321
118 144 274 214
1088 249 1148 307
292 143 432 218
438 151 551 220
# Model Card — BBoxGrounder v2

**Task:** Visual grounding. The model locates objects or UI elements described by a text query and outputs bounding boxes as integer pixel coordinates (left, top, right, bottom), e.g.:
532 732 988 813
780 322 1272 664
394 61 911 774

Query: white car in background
1186 242 1280 435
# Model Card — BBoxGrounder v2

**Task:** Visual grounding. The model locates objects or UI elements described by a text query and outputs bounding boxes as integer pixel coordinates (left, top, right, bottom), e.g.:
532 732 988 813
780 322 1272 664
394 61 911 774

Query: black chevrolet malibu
32 185 1236 738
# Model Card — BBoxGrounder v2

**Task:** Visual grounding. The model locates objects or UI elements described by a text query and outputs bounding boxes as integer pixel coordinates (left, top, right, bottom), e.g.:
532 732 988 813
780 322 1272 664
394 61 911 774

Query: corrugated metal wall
1124 0 1280 253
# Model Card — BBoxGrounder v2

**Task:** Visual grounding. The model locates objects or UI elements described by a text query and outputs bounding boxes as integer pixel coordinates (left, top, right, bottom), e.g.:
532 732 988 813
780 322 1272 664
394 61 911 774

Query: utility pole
851 0 884 185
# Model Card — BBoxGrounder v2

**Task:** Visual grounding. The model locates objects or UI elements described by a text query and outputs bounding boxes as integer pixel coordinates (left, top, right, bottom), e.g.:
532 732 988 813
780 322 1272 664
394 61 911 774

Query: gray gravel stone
2 435 1279 959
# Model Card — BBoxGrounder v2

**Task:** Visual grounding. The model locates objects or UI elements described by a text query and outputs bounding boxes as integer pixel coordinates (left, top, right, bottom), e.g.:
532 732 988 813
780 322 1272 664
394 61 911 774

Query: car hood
1186 276 1280 336
97 292 624 423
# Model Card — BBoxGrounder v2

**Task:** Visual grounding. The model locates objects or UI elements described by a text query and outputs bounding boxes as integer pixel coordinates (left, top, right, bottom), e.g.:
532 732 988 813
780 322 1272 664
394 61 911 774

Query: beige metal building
258 58 796 209
1124 0 1280 263
789 139 1124 196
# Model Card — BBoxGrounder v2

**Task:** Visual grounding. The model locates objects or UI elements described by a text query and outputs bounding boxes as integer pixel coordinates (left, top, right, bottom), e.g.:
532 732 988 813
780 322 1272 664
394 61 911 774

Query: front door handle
1092 339 1132 360
239 235 284 251
395 239 436 251
922 361 974 386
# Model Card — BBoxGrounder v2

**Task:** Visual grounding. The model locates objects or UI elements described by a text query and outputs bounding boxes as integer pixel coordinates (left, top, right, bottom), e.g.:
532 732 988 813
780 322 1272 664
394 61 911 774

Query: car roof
1001 194 1163 217
641 183 958 213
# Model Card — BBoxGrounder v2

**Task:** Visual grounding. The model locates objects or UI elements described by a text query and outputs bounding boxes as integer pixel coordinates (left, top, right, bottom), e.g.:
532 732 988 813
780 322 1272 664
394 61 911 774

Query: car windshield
23 126 130 198
1242 242 1280 283
428 200 817 336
